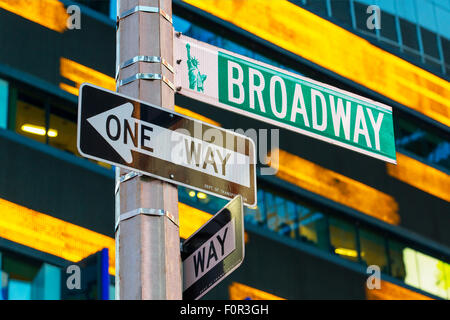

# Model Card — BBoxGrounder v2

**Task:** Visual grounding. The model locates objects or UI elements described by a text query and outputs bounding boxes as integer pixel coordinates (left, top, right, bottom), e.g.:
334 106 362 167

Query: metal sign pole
115 0 181 299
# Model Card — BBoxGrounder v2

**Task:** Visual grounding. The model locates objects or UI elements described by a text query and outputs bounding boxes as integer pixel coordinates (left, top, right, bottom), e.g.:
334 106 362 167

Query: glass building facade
292 0 450 76
179 185 450 299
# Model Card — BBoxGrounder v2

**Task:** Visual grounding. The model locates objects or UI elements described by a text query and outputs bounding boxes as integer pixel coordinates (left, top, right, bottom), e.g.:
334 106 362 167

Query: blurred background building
0 0 449 300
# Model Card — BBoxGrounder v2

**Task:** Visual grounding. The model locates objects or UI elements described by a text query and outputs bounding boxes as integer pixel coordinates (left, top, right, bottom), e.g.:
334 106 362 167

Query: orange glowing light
0 0 68 32
174 105 221 127
178 202 212 239
387 153 450 202
366 280 433 300
0 197 241 276
0 198 115 275
59 58 115 95
229 282 285 300
269 149 400 225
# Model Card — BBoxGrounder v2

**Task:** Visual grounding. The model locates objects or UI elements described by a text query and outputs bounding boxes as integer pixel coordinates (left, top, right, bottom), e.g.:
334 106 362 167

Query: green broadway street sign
175 35 396 164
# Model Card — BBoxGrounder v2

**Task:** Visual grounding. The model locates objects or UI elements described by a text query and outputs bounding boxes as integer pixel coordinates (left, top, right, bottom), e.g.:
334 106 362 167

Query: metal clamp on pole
115 171 142 195
115 55 174 81
115 208 179 232
117 73 175 91
118 5 172 24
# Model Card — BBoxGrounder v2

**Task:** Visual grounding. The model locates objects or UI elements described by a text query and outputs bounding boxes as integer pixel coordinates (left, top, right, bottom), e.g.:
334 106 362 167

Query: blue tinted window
109 0 117 20
375 0 396 14
298 208 329 250
416 0 438 31
74 0 110 16
435 6 450 36
8 280 31 300
178 183 450 299
396 118 450 171
395 0 418 24
0 79 8 129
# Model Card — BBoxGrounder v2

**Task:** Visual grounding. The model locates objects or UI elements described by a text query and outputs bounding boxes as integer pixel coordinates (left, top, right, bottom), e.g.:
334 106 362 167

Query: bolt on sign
175 35 396 164
77 83 257 206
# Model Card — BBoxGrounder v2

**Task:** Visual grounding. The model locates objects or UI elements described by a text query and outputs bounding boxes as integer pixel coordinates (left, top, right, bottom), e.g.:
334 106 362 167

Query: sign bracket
118 5 172 24
117 73 175 91
115 171 142 194
115 207 179 232
115 55 174 81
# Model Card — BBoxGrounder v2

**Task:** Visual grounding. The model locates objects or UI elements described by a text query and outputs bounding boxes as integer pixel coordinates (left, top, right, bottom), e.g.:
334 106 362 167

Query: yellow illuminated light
0 0 68 33
387 153 450 202
184 0 450 127
188 190 196 197
174 105 221 127
47 130 58 138
197 192 207 200
178 203 249 243
0 198 230 275
229 282 285 300
335 247 359 258
366 280 433 300
21 124 58 137
59 82 80 97
0 198 115 275
59 58 115 95
269 149 400 225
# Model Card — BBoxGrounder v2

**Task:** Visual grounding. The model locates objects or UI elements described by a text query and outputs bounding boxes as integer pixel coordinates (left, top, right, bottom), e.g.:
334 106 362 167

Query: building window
359 228 388 272
0 79 8 129
399 18 421 62
329 217 358 262
380 11 399 42
74 0 110 16
14 91 78 155
265 192 285 234
173 14 304 77
48 103 78 155
353 1 377 36
395 118 450 171
441 37 450 75
378 11 401 53
109 0 117 20
179 182 450 299
415 251 448 299
329 0 353 27
388 241 450 299
388 241 421 288
420 27 440 59
15 93 47 145
298 209 329 251
9 84 111 168
0 251 61 300
304 0 329 17
281 200 298 239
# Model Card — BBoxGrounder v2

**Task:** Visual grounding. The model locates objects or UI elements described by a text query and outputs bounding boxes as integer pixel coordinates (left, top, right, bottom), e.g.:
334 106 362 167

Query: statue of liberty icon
186 43 207 92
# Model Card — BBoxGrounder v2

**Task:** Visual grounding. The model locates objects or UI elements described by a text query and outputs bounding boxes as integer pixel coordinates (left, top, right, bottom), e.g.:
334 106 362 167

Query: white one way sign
77 83 257 206
182 195 245 300
183 219 235 289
